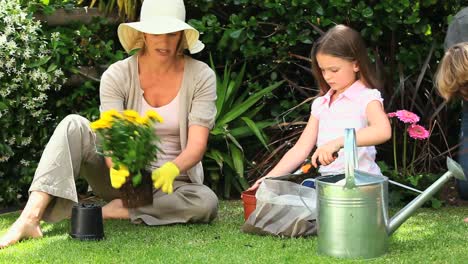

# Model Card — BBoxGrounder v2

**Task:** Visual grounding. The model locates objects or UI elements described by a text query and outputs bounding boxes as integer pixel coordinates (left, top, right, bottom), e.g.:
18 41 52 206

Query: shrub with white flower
0 0 65 204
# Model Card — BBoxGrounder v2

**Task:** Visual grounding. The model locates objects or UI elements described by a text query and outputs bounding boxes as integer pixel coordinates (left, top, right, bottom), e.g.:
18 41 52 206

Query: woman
0 0 218 248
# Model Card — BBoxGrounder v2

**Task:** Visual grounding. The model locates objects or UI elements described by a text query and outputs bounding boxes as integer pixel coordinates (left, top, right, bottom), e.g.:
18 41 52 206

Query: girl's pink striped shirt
311 80 383 176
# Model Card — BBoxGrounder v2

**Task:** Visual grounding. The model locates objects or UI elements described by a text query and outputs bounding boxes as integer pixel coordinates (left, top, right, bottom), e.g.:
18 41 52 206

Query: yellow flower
110 165 130 189
90 119 111 131
123 109 139 122
145 110 164 123
101 109 123 122
136 116 149 125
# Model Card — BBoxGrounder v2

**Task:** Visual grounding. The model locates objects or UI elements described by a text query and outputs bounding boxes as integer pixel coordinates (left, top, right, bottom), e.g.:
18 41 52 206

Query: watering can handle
344 128 358 189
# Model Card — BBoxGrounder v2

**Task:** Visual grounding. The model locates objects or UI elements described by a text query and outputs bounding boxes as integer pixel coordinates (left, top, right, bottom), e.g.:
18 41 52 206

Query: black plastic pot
70 203 104 240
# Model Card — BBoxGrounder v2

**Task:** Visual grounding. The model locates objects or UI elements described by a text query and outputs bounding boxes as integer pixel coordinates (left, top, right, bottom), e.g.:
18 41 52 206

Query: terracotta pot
120 170 153 208
241 190 257 221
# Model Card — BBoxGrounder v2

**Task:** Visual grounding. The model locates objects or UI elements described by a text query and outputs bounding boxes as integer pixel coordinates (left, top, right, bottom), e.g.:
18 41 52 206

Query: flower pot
120 170 153 208
241 190 257 221
70 203 104 240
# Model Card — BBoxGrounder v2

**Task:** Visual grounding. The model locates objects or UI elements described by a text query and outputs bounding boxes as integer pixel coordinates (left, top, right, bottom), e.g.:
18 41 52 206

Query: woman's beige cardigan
99 55 217 184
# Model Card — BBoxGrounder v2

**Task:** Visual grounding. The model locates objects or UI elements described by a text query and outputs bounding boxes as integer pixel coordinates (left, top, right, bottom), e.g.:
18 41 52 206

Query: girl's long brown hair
310 24 382 95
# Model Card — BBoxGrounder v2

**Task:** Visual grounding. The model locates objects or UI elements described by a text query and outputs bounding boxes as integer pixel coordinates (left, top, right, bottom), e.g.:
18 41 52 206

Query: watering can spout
387 157 465 235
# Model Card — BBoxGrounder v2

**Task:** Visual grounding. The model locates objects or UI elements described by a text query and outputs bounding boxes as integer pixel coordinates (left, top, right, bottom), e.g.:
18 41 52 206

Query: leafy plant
0 0 65 206
91 109 163 188
203 58 283 198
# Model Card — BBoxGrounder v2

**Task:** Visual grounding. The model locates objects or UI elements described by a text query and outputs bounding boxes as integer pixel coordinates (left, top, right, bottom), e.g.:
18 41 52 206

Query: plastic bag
241 179 317 237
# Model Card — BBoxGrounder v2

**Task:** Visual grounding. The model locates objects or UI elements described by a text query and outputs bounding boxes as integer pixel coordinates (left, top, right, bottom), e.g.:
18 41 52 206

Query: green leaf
219 152 234 169
223 170 232 198
210 127 225 136
224 63 246 110
230 121 276 138
316 6 324 16
430 198 442 209
132 171 142 187
362 7 373 18
232 174 246 193
244 103 265 120
217 80 283 126
47 63 58 73
230 28 244 39
213 62 231 119
206 149 224 170
29 56 51 67
226 132 243 151
241 117 270 151
230 143 244 180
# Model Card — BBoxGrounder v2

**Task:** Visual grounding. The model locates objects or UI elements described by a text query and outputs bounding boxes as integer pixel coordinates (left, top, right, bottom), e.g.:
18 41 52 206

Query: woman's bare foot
0 218 42 249
102 199 130 219
464 217 468 223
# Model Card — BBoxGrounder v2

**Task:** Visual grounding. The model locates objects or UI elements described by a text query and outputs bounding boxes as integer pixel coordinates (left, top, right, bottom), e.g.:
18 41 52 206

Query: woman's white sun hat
117 0 203 54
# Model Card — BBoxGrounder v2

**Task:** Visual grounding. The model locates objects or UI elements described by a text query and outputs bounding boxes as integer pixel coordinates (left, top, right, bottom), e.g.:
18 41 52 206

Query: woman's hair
435 42 468 101
310 24 381 95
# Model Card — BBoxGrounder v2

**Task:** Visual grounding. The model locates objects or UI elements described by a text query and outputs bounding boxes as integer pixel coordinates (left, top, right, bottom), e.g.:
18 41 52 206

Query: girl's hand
311 140 341 167
246 176 268 192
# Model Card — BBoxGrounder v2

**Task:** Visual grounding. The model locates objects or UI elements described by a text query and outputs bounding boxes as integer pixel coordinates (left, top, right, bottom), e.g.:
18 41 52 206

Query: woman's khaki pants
29 114 218 225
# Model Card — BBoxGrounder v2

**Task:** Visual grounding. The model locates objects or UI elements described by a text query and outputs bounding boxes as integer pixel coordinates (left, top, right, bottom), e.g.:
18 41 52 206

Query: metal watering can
315 128 466 259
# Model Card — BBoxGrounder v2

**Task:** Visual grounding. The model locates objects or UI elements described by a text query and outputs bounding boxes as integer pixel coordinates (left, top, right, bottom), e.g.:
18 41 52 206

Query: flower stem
410 140 417 175
403 124 408 176
393 124 398 174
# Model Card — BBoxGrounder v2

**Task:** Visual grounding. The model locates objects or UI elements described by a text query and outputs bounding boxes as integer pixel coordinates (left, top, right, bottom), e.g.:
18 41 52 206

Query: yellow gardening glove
110 166 129 189
152 162 180 194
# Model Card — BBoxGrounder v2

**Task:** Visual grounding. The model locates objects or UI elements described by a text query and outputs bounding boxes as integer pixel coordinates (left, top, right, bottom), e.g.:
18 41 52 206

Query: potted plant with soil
91 109 163 208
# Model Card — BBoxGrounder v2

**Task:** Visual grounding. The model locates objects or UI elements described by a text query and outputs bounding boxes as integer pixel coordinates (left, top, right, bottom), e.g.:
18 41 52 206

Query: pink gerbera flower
395 110 420 124
387 112 396 118
407 124 429 140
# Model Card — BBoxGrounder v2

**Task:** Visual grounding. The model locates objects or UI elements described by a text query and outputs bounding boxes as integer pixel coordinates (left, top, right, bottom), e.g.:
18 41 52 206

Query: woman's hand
311 139 341 168
109 166 129 189
152 162 180 194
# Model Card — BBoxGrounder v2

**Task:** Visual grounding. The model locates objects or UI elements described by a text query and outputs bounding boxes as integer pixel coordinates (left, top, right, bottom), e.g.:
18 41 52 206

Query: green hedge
0 1 123 206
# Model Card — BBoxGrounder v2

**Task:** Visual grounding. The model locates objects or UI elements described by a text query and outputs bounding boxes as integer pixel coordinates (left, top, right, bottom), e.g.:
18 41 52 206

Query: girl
435 42 468 223
248 24 391 191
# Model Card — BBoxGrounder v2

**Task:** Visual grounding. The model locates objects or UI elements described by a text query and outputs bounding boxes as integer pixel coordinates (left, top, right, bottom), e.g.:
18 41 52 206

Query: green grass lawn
0 200 467 263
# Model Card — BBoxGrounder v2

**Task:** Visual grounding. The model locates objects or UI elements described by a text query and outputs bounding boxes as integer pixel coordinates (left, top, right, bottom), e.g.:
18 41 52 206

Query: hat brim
118 16 202 54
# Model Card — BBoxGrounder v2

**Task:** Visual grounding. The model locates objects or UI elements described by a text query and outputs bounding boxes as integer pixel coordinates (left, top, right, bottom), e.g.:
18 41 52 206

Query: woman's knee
58 114 89 132
191 186 218 222
53 114 95 147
